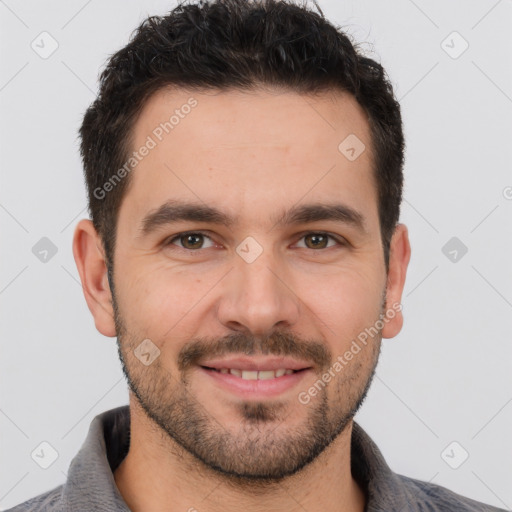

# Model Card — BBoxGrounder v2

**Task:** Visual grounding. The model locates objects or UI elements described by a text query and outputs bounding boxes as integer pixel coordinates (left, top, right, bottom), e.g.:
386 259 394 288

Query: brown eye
298 232 342 250
304 233 329 249
167 232 215 250
180 233 204 249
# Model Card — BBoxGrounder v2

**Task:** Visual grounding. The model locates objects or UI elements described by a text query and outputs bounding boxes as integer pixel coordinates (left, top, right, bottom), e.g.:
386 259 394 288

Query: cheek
299 267 383 344
118 262 215 340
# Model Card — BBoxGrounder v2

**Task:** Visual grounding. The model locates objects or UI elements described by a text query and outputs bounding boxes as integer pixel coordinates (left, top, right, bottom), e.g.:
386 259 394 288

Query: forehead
119 86 378 234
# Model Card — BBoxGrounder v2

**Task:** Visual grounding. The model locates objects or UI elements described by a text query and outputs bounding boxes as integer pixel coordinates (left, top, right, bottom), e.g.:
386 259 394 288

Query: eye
166 231 215 251
294 232 345 250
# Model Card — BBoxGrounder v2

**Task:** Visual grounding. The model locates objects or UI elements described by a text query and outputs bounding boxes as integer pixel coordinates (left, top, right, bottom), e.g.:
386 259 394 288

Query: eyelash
164 230 347 252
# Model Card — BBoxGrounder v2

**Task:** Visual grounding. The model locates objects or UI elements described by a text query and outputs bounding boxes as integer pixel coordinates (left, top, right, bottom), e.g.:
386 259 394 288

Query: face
100 87 406 482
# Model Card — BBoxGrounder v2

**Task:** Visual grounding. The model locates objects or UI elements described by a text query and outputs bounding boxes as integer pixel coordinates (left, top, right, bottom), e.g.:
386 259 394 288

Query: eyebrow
137 199 368 238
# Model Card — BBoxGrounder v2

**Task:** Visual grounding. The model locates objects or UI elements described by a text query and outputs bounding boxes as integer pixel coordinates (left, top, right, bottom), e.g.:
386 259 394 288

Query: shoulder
3 485 63 512
397 473 508 512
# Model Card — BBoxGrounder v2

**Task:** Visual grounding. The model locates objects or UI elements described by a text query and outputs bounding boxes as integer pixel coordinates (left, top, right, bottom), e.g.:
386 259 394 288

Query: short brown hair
79 0 404 274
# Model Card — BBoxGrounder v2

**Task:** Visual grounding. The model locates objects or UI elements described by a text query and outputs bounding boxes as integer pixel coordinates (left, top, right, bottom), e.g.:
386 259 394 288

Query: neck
114 400 366 512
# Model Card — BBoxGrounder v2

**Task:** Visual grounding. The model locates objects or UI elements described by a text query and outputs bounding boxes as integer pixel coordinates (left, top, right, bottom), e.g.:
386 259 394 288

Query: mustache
177 330 332 372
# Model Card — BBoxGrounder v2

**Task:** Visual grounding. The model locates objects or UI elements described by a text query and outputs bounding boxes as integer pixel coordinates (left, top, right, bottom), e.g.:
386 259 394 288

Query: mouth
200 366 306 380
197 357 313 398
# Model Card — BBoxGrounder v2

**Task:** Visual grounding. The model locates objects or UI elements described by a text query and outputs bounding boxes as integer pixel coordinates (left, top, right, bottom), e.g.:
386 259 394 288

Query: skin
73 86 411 512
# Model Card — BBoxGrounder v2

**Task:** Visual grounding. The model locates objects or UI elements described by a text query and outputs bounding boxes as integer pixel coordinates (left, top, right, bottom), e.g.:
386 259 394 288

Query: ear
72 219 117 337
381 223 411 339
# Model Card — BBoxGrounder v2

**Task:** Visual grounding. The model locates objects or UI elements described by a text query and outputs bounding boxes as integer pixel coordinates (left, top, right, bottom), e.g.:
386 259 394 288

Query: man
7 0 506 510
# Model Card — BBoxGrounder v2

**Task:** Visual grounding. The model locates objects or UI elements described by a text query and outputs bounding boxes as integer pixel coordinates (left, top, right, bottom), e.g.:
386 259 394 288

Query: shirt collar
61 405 131 511
351 421 411 511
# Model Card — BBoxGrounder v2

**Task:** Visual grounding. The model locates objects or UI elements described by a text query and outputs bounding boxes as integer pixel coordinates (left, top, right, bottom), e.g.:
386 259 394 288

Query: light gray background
1 0 511 509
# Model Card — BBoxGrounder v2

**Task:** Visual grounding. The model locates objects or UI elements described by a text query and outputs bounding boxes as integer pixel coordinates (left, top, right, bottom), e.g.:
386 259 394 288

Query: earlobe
381 223 411 339
72 219 117 337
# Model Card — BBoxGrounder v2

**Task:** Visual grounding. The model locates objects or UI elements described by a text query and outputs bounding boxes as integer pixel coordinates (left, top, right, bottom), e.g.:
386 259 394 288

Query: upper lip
199 356 313 372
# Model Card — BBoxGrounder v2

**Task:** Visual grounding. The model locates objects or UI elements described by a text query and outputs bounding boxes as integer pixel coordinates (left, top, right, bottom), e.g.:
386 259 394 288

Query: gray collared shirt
6 405 507 511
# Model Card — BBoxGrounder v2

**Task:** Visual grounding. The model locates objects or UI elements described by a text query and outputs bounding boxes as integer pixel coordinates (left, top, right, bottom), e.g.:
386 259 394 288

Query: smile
199 365 311 398
202 367 302 379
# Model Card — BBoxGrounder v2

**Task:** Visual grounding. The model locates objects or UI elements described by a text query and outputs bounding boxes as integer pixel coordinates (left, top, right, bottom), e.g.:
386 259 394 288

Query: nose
216 245 301 337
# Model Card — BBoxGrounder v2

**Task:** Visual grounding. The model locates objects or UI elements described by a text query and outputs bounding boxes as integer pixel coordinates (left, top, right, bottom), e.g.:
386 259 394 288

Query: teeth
241 370 258 380
258 370 276 380
214 368 298 379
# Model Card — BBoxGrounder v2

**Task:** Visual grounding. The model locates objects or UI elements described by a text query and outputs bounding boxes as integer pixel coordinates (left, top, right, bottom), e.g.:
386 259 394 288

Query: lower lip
199 367 312 399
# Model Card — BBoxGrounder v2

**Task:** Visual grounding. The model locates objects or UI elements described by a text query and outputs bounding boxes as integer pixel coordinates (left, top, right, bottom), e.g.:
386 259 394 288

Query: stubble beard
112 289 382 486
